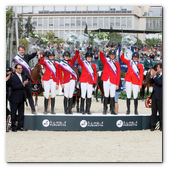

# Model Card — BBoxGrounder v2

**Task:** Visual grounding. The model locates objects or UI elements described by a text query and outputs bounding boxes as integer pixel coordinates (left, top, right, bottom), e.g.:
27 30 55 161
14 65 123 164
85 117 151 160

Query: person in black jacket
12 45 37 114
10 64 29 132
149 64 162 131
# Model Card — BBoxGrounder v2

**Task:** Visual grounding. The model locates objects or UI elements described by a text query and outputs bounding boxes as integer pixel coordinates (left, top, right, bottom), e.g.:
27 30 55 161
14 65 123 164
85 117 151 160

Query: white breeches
44 79 56 99
103 79 116 98
81 82 93 99
64 80 75 98
125 81 139 99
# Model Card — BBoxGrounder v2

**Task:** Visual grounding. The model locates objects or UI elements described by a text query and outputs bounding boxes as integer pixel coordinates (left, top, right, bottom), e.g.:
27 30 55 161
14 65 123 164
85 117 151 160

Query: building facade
16 5 162 41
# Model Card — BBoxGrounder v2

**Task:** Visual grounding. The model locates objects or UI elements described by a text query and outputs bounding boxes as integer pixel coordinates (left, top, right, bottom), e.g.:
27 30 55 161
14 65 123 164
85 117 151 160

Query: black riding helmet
132 52 139 58
85 52 93 58
46 50 55 57
108 49 116 55
63 51 71 57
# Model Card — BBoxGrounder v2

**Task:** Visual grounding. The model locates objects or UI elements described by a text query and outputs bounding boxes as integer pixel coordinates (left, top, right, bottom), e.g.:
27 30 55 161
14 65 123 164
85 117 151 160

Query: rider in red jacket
40 50 60 114
78 52 97 114
60 50 79 114
121 51 144 115
100 49 121 115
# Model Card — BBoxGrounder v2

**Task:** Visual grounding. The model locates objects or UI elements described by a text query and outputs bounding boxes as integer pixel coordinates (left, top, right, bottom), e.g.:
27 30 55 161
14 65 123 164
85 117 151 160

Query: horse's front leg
35 95 38 111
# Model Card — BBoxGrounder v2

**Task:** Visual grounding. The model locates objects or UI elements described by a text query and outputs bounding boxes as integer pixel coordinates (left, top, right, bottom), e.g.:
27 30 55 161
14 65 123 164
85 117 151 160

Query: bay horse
140 64 158 99
30 61 43 110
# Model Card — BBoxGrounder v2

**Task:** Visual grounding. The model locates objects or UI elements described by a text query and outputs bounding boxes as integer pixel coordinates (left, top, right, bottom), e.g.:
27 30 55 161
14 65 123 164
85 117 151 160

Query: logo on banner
42 119 66 127
42 119 50 127
116 120 138 128
80 120 104 128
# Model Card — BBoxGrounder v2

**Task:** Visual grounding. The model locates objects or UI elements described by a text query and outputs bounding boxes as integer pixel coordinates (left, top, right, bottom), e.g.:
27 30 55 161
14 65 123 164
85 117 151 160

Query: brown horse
140 64 158 99
30 61 43 110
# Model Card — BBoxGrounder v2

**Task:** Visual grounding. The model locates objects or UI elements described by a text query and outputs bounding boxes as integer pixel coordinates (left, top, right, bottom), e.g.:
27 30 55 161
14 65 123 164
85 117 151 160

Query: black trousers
11 101 24 129
26 81 35 111
151 91 162 128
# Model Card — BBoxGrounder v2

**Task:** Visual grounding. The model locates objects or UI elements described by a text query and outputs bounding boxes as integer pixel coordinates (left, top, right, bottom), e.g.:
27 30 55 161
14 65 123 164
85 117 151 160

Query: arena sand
6 93 162 162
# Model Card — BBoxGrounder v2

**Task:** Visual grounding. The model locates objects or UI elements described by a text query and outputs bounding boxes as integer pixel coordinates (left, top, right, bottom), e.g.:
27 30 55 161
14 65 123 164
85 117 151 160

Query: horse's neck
31 68 40 82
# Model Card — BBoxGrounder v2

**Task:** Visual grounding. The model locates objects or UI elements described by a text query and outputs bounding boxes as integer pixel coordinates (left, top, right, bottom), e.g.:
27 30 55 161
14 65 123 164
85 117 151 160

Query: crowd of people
6 42 162 132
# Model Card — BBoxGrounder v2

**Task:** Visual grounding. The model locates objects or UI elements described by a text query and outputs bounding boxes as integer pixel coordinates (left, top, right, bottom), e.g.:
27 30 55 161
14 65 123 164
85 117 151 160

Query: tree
145 38 162 48
17 14 24 38
6 7 13 39
24 16 35 37
108 32 122 44
45 31 55 44
84 23 88 34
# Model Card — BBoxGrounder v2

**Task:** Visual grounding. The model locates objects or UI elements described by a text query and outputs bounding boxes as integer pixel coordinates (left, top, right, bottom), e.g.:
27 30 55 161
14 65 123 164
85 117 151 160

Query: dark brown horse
140 64 158 99
30 61 43 110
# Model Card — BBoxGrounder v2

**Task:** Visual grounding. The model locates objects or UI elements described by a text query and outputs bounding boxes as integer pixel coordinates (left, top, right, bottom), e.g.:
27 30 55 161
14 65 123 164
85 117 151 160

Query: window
93 17 97 28
71 30 75 33
54 17 59 29
60 17 64 29
156 20 159 28
99 6 109 12
17 6 22 14
43 30 47 35
43 17 48 29
23 6 33 13
88 6 98 12
121 17 126 29
54 30 58 37
110 17 114 28
38 18 42 29
33 6 43 13
116 17 120 28
104 17 109 28
127 17 132 28
65 17 70 29
150 20 153 28
33 18 37 29
44 6 54 12
60 30 64 39
82 17 86 29
49 17 53 29
87 17 92 29
76 30 80 36
76 17 81 29
71 17 75 28
146 20 149 28
66 6 76 12
55 6 65 12
99 17 103 28
38 30 42 34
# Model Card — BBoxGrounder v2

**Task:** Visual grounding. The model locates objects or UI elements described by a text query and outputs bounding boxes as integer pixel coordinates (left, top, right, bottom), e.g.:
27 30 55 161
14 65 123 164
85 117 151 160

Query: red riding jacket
40 57 60 85
100 52 120 86
60 50 79 84
120 53 144 86
78 55 97 85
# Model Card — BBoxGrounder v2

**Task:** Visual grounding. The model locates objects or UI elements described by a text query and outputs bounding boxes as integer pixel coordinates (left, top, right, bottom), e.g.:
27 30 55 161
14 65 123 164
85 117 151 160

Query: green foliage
134 36 142 47
108 32 122 44
45 31 55 44
19 38 29 52
84 23 88 34
24 16 35 37
6 7 13 39
118 91 152 100
121 71 126 78
145 38 162 48
17 14 24 38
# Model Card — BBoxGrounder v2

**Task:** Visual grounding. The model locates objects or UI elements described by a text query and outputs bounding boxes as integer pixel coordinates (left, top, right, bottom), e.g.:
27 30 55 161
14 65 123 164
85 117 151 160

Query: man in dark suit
10 64 29 132
149 64 162 131
12 45 37 114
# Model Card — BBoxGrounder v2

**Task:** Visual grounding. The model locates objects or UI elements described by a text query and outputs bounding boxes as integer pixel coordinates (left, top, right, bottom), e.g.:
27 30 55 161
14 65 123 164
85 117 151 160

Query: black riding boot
64 96 68 114
86 98 92 115
134 98 139 115
85 98 88 113
43 98 48 114
103 97 108 115
126 98 131 115
110 97 117 115
51 98 56 114
68 97 73 114
80 98 85 114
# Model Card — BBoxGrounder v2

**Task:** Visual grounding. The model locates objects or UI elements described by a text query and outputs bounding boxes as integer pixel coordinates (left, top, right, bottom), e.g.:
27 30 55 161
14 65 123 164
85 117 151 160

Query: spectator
150 52 155 60
149 64 162 131
10 64 29 132
87 43 92 53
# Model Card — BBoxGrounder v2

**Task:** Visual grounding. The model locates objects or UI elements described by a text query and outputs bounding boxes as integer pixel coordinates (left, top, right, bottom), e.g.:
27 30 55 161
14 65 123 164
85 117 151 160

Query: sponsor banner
24 115 150 131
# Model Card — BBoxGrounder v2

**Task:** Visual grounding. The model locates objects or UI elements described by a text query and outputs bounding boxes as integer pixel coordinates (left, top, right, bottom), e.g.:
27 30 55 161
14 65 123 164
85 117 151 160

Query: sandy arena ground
6 90 162 162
